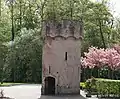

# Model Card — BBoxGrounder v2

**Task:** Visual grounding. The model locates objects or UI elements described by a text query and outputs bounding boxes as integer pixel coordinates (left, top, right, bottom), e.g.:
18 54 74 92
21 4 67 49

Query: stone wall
42 20 83 95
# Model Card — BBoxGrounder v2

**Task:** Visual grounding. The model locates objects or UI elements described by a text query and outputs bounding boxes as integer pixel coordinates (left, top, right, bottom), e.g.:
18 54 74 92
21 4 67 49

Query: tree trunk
11 2 14 41
52 0 56 20
19 0 22 30
90 68 93 78
112 69 114 79
98 68 100 78
70 0 73 20
0 0 1 22
99 20 106 48
108 68 110 79
40 0 47 35
0 0 1 17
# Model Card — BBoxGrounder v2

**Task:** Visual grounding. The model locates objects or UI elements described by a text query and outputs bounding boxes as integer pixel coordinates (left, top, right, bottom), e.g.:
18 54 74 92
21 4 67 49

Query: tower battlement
42 20 83 39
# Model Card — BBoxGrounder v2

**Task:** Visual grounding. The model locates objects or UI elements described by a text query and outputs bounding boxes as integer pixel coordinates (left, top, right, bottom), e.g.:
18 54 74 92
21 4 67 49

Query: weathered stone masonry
41 20 83 95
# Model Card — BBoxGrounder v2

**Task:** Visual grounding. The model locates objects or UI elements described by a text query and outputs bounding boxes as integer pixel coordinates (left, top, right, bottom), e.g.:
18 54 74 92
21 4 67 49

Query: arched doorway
44 76 55 95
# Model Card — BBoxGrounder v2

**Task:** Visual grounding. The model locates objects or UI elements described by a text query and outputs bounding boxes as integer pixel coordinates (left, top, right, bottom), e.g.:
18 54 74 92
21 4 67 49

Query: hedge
96 79 120 96
85 78 120 97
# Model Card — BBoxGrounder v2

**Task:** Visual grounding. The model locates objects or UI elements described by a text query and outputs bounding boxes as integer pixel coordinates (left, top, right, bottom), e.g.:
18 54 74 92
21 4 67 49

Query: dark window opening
49 66 51 74
65 52 67 61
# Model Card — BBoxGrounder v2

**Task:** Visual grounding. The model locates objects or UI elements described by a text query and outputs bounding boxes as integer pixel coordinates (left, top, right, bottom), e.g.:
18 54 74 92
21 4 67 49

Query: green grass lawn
0 82 25 86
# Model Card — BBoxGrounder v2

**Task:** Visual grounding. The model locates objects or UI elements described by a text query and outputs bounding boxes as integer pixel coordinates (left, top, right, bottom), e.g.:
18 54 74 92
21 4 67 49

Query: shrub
85 77 97 94
96 79 120 96
81 78 120 97
84 78 120 97
80 82 86 89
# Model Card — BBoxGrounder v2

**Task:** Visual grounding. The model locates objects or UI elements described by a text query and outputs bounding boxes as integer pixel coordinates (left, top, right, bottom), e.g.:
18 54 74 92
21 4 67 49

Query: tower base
41 85 80 95
57 86 80 95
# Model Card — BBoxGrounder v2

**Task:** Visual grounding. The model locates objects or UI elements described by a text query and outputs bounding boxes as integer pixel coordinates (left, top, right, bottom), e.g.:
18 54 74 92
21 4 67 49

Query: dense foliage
4 28 42 83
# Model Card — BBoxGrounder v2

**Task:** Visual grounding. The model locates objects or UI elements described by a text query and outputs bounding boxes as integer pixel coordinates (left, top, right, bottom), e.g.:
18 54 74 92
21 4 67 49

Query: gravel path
0 85 85 99
0 84 41 99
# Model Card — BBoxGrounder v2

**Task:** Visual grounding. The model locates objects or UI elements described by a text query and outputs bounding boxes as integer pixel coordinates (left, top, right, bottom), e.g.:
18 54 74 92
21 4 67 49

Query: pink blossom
81 45 120 70
105 48 120 70
82 47 106 68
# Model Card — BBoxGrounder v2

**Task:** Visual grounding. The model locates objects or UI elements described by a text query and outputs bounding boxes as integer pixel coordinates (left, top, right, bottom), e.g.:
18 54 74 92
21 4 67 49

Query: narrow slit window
65 52 67 61
49 66 51 74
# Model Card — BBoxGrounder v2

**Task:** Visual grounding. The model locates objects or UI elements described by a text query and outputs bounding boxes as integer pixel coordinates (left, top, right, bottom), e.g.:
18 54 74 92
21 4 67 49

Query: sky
91 0 120 17
110 0 120 17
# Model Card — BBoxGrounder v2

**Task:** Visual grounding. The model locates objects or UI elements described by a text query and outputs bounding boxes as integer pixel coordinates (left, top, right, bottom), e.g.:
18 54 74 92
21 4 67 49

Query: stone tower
41 20 83 95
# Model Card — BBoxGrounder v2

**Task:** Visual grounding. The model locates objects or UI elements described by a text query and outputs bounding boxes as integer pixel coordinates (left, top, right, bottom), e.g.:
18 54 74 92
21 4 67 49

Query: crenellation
42 20 83 39
56 23 62 35
69 22 75 35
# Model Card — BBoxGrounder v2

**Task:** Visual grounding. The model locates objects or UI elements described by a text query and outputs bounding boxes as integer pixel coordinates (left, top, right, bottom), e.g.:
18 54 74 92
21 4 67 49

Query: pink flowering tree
81 47 107 78
105 48 120 70
81 47 106 69
113 44 120 54
81 45 120 79
104 48 120 78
